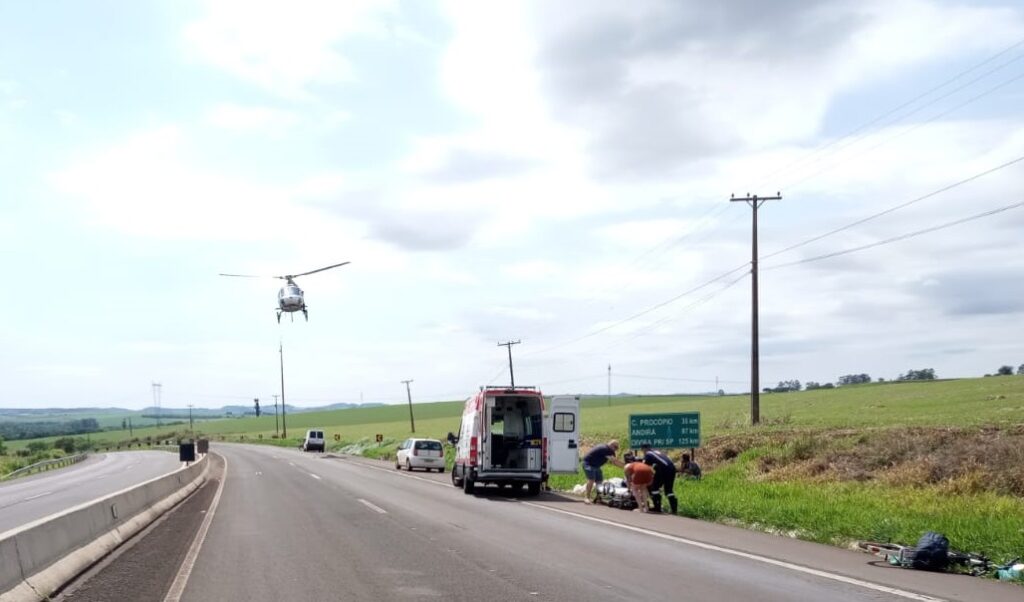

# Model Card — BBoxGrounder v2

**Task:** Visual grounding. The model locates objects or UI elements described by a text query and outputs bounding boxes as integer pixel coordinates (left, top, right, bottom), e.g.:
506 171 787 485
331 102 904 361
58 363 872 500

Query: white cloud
183 0 396 100
204 103 299 131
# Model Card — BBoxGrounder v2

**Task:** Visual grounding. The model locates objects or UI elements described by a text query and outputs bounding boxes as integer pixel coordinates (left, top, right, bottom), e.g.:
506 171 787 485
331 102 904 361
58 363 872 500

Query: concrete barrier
0 455 208 602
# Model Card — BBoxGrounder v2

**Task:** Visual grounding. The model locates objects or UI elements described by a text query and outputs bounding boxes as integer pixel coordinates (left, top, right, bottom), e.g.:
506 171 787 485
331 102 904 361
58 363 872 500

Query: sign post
628 412 701 449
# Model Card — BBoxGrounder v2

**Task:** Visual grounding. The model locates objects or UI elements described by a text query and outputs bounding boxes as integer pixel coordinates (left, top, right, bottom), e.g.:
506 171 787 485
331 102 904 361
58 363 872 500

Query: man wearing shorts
581 439 624 503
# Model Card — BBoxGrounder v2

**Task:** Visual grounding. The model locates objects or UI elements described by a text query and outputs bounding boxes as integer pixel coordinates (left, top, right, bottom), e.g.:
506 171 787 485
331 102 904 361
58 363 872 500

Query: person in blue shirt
581 439 624 504
641 444 678 514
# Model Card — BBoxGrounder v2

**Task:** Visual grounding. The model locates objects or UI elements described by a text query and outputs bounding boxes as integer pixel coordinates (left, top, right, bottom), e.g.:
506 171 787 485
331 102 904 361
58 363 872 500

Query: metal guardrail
0 453 89 482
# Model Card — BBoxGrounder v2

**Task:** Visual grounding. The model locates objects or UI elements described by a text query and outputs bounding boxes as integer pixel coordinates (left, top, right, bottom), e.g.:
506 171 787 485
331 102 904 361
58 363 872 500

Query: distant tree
1018 363 1024 375
805 381 821 390
122 418 127 430
878 377 886 382
997 365 1014 376
838 374 871 386
53 437 76 454
762 387 773 394
26 441 49 454
717 389 725 396
0 435 6 455
822 383 835 389
898 368 936 381
771 380 802 393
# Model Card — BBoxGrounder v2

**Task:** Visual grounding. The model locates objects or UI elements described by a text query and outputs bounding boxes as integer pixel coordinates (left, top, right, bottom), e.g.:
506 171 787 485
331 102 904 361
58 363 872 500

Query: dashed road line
358 498 387 514
309 473 321 480
341 458 945 602
22 491 53 502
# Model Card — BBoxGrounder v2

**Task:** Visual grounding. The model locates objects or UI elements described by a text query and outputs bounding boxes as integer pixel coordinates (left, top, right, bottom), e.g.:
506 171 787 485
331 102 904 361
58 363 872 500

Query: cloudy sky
2 0 1023 410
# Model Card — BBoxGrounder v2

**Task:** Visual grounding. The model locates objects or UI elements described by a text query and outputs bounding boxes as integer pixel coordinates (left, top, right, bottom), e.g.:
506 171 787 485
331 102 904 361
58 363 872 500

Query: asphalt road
152 445 1016 602
0 451 181 534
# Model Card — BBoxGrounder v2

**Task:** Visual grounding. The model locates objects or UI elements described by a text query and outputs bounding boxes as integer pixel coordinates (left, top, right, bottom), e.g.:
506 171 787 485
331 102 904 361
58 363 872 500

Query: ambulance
448 387 580 495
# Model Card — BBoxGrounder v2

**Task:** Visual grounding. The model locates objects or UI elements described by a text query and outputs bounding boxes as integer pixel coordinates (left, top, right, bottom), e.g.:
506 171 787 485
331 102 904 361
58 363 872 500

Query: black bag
911 531 950 571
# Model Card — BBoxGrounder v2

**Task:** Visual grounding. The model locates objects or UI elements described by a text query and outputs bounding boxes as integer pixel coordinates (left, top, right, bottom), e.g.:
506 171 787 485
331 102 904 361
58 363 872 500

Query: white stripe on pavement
358 498 387 514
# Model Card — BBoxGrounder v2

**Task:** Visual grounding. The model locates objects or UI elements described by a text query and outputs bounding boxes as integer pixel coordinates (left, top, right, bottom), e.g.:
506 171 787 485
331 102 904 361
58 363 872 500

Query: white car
302 429 325 452
395 438 445 472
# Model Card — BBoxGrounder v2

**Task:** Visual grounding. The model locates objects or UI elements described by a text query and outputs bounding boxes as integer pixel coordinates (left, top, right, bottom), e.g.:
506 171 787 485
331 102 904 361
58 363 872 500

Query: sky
2 0 1024 410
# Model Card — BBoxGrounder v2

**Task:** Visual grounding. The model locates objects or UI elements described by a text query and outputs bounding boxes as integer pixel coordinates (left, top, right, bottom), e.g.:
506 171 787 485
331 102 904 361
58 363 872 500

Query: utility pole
272 394 280 436
128 416 133 437
279 341 287 438
730 192 782 425
401 380 415 433
607 364 611 407
497 340 521 387
151 382 162 427
187 404 194 436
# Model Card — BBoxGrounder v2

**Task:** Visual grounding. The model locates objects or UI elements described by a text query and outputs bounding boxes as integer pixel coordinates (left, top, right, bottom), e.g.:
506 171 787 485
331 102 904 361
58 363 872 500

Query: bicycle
857 541 1018 578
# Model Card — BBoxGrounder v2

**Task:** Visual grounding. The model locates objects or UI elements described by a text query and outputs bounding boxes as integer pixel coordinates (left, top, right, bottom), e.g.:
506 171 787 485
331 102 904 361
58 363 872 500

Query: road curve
165 444 1019 602
0 451 182 533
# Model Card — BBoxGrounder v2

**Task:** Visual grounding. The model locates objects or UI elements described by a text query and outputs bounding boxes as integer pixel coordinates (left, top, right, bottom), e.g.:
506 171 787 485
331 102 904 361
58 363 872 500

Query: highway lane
0 451 181 533
174 445 1020 602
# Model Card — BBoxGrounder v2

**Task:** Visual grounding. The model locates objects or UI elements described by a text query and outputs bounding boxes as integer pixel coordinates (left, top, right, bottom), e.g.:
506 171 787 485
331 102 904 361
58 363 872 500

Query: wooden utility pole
730 192 782 425
279 341 287 438
497 340 521 387
401 379 415 433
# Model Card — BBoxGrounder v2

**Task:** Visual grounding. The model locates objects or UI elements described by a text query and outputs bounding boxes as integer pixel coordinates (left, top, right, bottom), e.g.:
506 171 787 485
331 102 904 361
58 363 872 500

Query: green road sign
629 412 700 448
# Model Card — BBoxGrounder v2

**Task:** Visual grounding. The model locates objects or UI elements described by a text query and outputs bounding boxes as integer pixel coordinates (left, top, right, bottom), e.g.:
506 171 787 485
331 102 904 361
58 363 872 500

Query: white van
448 387 579 496
302 429 325 452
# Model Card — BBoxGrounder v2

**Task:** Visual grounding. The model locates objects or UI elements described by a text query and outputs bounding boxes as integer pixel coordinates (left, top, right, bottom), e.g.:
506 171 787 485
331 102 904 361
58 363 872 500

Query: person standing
641 443 678 514
581 439 624 503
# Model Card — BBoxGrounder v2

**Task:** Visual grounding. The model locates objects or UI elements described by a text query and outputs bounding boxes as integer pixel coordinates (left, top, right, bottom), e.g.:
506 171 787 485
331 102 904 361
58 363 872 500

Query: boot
668 493 678 514
650 492 662 513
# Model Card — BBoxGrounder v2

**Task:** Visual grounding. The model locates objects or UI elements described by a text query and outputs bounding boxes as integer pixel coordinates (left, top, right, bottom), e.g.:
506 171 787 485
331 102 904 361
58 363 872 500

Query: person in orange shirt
623 452 655 512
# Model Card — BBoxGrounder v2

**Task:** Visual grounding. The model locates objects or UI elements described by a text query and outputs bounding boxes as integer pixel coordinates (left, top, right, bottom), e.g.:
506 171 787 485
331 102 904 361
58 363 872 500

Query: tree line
0 418 101 441
764 363 1022 393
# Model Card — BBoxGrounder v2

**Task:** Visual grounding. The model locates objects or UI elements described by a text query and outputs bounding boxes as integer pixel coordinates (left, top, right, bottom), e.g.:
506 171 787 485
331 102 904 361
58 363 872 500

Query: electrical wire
763 200 1024 271
781 68 1024 193
755 39 1024 190
763 153 1024 261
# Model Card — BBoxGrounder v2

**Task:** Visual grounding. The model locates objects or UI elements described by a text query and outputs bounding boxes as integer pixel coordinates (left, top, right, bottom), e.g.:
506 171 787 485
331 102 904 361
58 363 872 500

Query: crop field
7 376 1024 561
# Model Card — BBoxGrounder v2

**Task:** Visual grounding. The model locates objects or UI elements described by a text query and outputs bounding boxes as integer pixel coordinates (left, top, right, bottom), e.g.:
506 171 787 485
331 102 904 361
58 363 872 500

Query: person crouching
623 452 654 512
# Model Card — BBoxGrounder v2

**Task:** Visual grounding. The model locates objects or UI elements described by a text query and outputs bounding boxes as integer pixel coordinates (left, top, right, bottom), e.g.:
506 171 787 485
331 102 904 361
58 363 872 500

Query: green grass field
7 376 1024 562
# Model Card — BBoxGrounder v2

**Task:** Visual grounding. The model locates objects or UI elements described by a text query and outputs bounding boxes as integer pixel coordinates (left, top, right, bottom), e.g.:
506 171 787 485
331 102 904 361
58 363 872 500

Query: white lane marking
288 462 296 467
21 491 53 502
521 502 945 602
358 498 387 514
353 462 448 488
344 460 943 602
162 454 229 602
309 473 321 480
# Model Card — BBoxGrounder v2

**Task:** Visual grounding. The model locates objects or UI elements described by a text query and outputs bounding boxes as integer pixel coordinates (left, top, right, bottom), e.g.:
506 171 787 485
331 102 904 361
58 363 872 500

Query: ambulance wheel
451 468 463 488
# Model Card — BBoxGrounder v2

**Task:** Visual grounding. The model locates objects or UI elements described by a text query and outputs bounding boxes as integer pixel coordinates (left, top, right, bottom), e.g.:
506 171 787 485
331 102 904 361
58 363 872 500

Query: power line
751 37 1024 189
763 153 1024 261
615 373 747 384
526 262 750 357
781 68 1024 193
763 200 1024 271
762 41 1024 191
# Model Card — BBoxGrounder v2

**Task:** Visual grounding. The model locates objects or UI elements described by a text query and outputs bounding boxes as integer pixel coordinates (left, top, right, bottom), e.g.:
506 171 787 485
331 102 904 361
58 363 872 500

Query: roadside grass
7 376 1024 561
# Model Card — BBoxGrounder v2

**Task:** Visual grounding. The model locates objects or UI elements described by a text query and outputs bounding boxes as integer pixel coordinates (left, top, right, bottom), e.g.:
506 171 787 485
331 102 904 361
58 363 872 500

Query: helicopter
219 261 351 322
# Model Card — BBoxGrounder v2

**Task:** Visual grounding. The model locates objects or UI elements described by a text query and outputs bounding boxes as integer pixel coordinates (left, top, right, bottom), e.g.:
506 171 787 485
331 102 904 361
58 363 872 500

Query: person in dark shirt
581 439 624 503
680 453 702 479
641 444 677 514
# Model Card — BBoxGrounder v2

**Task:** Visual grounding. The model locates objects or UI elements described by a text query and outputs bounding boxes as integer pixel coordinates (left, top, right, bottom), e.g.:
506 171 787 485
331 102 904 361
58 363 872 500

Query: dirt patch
699 425 1024 496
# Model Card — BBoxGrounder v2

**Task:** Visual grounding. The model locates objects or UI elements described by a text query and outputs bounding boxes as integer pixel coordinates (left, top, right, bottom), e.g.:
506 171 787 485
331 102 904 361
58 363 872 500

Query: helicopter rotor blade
290 261 351 278
218 273 266 278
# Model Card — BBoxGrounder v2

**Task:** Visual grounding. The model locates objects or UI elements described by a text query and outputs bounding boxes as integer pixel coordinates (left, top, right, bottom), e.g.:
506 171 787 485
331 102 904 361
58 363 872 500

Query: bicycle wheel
857 541 904 555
